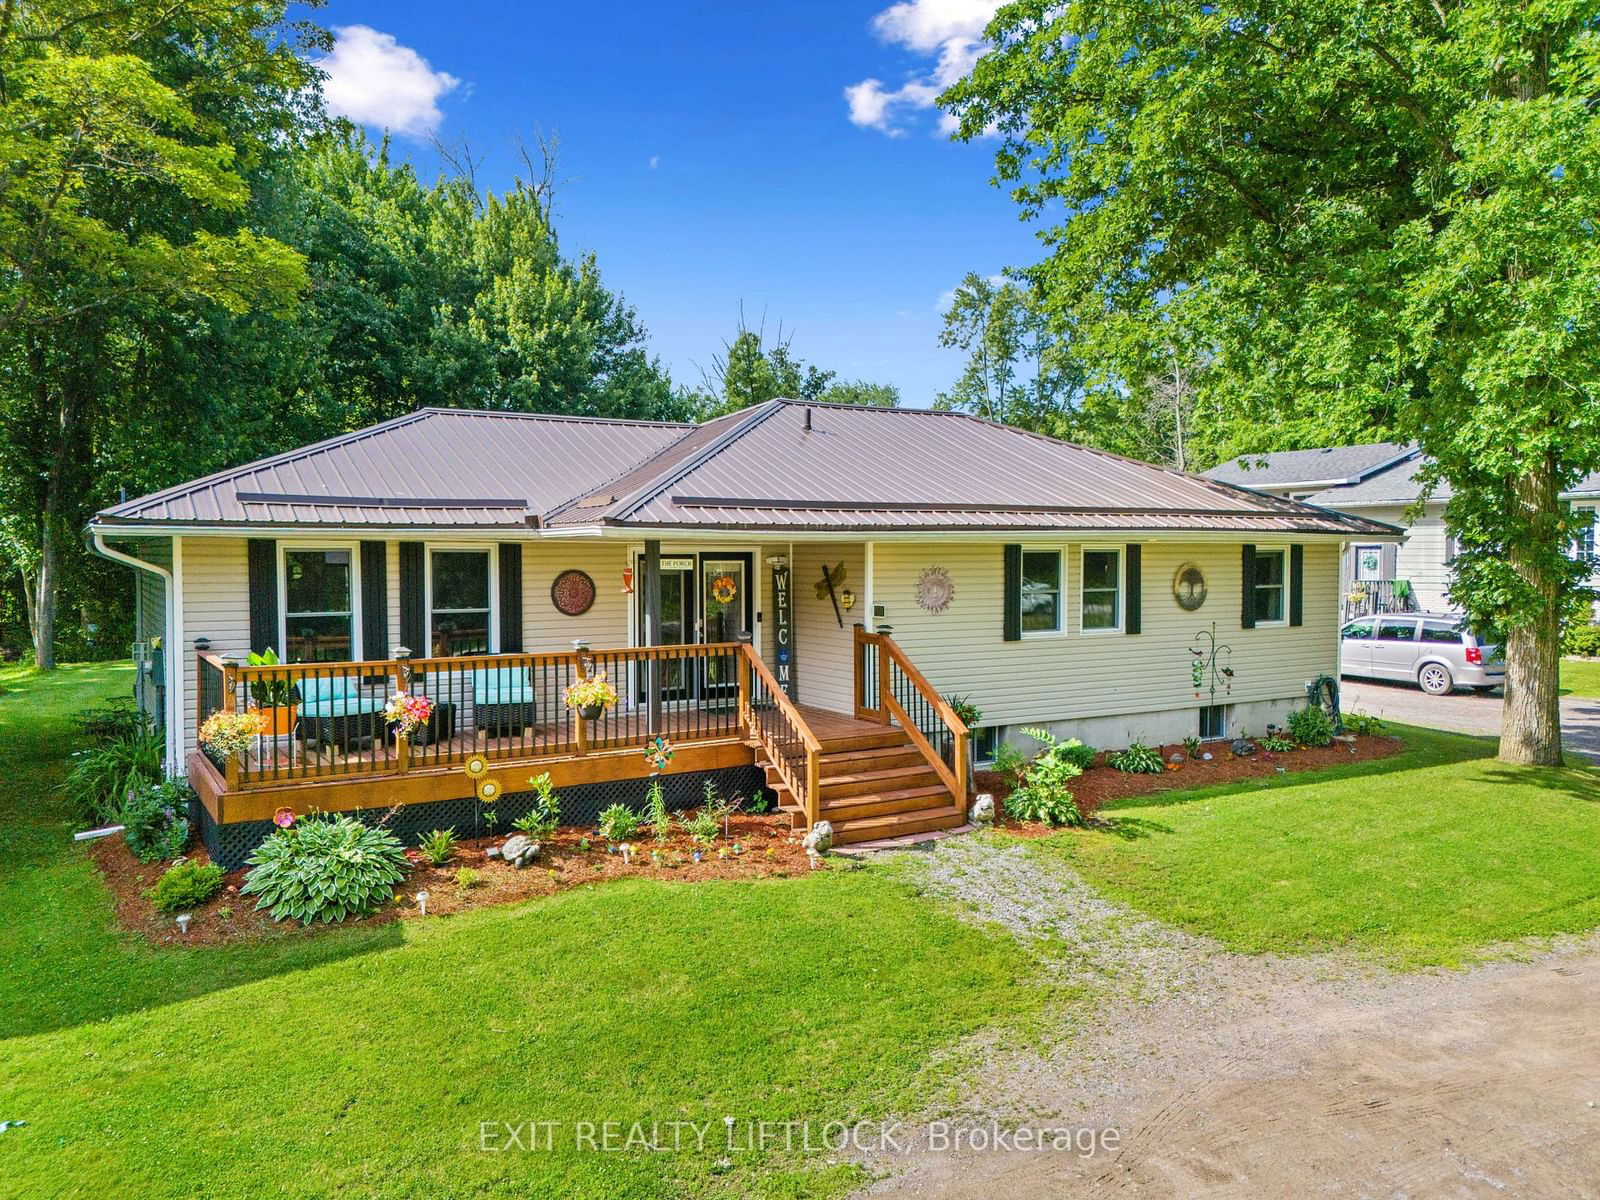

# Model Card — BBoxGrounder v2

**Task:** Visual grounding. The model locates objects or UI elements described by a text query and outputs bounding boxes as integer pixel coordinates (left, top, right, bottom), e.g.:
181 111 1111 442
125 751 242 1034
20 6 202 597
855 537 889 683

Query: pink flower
273 807 295 829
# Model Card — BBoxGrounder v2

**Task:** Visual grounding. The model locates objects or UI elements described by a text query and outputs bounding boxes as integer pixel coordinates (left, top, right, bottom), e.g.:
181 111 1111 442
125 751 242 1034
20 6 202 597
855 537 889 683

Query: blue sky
308 1 1037 405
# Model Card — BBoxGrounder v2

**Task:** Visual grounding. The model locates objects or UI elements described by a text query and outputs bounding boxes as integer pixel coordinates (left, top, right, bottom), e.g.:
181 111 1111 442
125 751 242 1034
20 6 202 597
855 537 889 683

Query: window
430 549 492 657
1353 544 1383 582
1341 618 1375 640
1199 704 1229 740
1420 620 1464 644
1081 548 1122 632
1020 550 1062 634
283 548 354 663
1376 619 1418 642
973 726 1000 765
1252 549 1286 624
1574 507 1597 564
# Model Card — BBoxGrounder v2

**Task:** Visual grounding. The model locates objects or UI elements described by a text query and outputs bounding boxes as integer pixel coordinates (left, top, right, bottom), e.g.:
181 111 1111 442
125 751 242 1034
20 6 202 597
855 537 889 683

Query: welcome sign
770 561 797 700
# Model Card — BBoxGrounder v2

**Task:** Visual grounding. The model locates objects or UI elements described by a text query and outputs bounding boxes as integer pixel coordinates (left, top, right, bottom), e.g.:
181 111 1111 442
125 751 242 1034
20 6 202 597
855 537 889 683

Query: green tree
0 0 316 667
692 314 894 415
936 272 1080 432
946 0 1600 765
820 380 899 407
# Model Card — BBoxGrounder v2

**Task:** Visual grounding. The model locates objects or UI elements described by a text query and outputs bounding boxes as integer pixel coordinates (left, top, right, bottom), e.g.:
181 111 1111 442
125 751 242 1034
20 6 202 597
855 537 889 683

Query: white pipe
90 531 179 772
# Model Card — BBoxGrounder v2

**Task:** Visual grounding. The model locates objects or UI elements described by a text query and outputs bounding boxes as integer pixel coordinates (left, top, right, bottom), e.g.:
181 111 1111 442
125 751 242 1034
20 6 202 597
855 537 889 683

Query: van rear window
1420 622 1463 643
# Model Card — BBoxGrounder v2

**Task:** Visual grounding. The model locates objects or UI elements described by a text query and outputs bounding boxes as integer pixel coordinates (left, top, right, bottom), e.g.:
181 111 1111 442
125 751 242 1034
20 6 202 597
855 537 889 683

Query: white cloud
320 25 460 138
648 155 661 170
845 0 1000 135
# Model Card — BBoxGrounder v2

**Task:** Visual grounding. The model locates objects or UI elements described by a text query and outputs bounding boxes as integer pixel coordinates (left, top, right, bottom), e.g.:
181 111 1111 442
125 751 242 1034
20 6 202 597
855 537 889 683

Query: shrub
1182 735 1202 759
1342 710 1386 737
454 867 481 889
1006 728 1085 826
678 806 720 846
145 861 224 913
1286 706 1334 748
1108 742 1165 774
1563 623 1600 658
120 778 193 863
513 772 561 838
1018 728 1096 771
63 725 165 825
415 828 458 866
242 815 409 924
597 803 640 843
990 741 1028 782
73 700 144 743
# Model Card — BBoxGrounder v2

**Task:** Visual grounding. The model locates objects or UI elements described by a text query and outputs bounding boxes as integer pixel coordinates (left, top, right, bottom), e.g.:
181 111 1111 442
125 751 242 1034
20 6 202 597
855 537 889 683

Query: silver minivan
1339 612 1505 695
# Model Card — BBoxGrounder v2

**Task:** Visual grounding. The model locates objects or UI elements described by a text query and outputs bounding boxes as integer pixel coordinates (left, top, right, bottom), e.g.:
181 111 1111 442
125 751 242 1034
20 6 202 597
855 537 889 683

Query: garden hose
1306 674 1342 732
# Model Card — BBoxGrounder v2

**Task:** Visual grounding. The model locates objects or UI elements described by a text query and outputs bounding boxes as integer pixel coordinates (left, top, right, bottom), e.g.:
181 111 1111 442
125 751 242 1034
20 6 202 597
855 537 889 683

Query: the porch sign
770 559 798 700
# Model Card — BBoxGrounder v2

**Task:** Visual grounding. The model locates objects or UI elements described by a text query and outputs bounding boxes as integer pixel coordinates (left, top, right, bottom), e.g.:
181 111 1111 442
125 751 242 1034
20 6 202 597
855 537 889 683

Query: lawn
1040 725 1600 967
1562 656 1600 697
0 664 1047 1200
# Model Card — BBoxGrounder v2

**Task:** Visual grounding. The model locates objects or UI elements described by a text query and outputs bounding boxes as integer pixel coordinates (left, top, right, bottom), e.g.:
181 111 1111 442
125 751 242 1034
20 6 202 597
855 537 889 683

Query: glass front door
699 556 750 702
636 558 695 702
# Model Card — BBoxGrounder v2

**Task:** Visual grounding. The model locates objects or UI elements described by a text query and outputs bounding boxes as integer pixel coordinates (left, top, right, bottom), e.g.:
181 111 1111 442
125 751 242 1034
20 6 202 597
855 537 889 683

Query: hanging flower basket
564 671 618 719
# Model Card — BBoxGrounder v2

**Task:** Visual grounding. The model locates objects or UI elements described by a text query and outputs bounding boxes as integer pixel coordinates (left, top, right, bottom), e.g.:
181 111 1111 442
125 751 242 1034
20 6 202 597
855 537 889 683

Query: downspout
90 531 179 774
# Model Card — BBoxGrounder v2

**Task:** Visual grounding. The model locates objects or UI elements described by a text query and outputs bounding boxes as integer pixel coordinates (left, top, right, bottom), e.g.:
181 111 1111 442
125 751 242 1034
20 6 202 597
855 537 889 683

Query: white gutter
90 532 180 774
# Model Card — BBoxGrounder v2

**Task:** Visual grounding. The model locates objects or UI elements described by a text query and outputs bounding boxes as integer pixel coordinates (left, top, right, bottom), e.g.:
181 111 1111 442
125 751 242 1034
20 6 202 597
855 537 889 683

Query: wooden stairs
754 713 965 846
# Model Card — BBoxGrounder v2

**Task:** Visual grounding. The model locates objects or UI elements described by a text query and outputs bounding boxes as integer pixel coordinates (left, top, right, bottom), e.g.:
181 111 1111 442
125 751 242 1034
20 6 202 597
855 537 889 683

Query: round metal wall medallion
1173 562 1208 611
551 569 597 617
916 566 955 614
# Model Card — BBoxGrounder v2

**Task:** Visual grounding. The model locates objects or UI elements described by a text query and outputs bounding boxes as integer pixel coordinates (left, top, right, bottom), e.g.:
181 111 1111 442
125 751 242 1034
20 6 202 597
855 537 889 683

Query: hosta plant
1108 741 1165 774
1006 728 1086 827
242 815 408 924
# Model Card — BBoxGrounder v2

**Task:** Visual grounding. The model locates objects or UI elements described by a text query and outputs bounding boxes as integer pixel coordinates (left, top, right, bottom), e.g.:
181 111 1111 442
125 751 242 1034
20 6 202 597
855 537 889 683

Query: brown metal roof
94 399 1398 538
581 400 1399 537
95 408 691 528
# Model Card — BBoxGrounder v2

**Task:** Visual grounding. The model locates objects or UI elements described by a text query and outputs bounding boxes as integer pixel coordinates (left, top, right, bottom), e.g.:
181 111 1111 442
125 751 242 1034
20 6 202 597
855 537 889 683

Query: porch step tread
830 804 966 845
823 782 948 809
818 744 925 769
823 764 940 788
815 730 915 753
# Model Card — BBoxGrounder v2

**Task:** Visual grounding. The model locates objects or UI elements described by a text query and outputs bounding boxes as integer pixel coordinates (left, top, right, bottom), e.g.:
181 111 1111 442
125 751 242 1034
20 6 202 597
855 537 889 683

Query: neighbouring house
90 400 1395 864
1205 444 1600 620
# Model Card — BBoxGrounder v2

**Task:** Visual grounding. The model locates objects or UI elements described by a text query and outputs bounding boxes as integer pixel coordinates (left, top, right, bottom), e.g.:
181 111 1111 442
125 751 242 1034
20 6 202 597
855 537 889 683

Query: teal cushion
471 667 533 705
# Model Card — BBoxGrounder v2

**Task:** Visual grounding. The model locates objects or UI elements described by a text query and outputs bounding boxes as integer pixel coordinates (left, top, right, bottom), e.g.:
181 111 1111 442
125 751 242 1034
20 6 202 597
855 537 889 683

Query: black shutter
1289 544 1304 627
1241 543 1257 629
247 538 278 655
498 543 523 652
360 541 388 659
398 542 425 653
1002 544 1022 641
1125 544 1142 634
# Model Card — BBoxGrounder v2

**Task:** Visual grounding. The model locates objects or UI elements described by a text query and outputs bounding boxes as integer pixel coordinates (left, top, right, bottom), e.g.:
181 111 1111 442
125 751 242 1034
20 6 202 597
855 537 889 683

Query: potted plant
246 648 298 736
563 671 619 721
199 709 266 770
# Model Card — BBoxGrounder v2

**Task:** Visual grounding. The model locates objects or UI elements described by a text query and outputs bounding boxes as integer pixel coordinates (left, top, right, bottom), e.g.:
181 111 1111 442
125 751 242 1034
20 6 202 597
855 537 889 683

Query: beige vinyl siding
792 542 865 713
870 540 1339 730
523 541 630 651
178 536 251 754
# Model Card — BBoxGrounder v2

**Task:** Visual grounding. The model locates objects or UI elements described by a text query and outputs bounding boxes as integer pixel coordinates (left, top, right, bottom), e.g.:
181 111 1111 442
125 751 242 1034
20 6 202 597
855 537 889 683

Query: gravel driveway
858 840 1600 1200
1340 676 1600 762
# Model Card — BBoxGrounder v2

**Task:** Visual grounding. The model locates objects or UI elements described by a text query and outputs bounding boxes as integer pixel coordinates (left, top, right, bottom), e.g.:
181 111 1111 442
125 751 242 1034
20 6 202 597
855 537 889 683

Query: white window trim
1019 546 1066 639
1252 544 1289 628
425 542 500 657
278 541 362 663
1077 545 1123 635
1353 543 1383 582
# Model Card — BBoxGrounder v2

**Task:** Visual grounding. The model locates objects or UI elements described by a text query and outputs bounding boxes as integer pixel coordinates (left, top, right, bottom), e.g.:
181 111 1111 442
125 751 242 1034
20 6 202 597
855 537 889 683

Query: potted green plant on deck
563 671 619 722
246 648 298 736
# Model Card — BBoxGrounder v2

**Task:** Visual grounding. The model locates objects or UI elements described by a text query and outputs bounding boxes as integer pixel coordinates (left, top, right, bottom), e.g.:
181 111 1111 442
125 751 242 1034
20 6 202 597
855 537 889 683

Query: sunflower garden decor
710 573 738 605
916 566 955 614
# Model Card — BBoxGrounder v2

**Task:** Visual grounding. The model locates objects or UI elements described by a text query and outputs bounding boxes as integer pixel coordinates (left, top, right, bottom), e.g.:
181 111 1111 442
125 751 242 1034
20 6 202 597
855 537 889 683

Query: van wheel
1418 663 1454 696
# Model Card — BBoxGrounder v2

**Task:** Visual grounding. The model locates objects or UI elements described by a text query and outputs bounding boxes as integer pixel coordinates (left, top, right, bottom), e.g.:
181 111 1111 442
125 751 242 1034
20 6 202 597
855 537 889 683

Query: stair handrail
872 633 970 820
737 643 822 826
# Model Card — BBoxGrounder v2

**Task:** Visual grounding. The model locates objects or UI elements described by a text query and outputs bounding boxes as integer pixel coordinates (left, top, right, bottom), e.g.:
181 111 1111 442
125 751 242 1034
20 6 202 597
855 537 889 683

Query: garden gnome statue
802 820 834 868
971 793 995 827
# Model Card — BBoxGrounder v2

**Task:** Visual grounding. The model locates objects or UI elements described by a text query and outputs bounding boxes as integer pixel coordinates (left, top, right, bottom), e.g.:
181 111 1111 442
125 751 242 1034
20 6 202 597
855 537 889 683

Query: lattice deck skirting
196 765 769 870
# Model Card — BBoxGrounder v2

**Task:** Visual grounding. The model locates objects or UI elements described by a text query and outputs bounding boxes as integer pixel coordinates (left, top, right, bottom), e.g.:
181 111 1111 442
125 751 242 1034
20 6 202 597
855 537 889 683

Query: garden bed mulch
90 812 814 947
977 733 1405 838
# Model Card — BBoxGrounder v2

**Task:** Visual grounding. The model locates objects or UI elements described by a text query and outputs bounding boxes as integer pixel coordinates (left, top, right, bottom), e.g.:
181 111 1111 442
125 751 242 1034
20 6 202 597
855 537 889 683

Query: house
1205 444 1600 619
90 400 1395 864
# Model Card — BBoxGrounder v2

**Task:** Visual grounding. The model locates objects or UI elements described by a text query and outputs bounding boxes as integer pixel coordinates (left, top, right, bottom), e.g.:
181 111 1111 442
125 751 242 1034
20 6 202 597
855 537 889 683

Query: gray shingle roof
1203 442 1418 489
94 400 1399 538
1302 455 1450 507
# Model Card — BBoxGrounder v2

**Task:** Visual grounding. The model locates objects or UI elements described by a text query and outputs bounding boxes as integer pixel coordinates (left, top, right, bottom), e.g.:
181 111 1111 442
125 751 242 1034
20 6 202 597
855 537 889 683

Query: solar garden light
175 913 192 934
415 890 430 916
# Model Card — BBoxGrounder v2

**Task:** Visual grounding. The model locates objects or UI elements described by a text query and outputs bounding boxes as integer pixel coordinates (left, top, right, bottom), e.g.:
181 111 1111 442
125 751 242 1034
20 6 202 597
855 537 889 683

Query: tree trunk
33 523 56 670
1499 463 1564 766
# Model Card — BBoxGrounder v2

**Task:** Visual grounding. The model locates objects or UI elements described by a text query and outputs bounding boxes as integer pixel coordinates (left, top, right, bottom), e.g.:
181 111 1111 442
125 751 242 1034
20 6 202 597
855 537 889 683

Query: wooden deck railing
197 643 747 789
854 627 969 818
1343 579 1417 621
737 642 821 825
